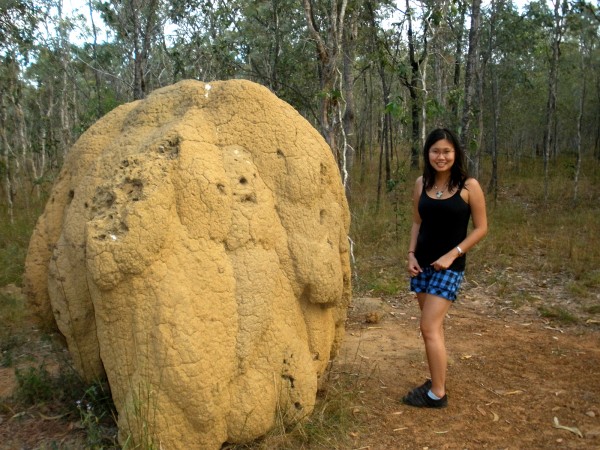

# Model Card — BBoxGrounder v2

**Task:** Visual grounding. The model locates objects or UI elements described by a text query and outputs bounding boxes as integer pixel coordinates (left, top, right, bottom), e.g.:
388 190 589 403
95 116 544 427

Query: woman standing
403 128 488 408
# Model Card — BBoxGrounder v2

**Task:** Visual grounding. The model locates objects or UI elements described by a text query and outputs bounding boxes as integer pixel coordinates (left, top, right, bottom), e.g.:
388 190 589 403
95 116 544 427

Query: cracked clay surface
24 80 351 449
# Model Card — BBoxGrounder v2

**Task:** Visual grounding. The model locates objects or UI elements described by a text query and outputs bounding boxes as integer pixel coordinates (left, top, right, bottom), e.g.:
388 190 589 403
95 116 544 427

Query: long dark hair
422 128 468 191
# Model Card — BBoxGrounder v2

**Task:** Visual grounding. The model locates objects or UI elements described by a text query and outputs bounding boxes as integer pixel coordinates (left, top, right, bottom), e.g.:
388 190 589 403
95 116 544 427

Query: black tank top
415 184 471 271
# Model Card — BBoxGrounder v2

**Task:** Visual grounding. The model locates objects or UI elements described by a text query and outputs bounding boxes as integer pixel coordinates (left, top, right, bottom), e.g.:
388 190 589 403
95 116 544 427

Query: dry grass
225 354 375 450
350 153 600 321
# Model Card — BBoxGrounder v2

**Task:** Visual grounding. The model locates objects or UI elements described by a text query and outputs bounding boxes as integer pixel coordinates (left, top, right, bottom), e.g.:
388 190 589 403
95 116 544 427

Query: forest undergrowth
1 153 599 448
351 154 600 322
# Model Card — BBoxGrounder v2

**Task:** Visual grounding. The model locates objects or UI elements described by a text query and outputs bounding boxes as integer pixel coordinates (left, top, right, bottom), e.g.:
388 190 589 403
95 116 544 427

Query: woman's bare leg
418 293 452 398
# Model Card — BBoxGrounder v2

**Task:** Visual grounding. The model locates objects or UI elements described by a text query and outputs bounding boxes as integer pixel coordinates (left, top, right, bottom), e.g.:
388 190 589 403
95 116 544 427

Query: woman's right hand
407 253 422 277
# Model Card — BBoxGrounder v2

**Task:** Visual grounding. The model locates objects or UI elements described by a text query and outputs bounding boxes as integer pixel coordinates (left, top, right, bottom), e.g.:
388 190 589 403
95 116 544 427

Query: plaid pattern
410 266 465 301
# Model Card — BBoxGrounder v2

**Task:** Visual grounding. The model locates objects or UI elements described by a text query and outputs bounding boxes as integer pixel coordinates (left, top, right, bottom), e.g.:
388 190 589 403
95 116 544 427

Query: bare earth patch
340 292 600 449
1 287 599 449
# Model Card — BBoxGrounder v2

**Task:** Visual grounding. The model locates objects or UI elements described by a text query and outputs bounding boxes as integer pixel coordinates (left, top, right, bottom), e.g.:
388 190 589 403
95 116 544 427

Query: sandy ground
339 292 600 449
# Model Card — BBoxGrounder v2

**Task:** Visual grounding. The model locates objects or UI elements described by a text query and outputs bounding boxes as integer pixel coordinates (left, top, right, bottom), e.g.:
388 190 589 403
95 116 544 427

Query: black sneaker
402 385 448 408
402 379 431 400
414 379 432 395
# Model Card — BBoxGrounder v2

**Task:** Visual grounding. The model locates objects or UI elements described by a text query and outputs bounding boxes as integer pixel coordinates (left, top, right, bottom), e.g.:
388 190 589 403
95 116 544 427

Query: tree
234 0 319 120
364 0 392 207
301 0 348 160
341 1 361 193
569 1 598 202
448 0 467 122
98 0 164 100
1 0 599 221
460 0 481 176
542 0 567 202
0 0 38 222
401 0 429 168
0 0 37 56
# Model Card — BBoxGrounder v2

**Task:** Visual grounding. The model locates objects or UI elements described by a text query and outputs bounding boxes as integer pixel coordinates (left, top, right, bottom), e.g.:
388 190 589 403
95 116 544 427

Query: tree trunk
341 10 358 195
450 0 467 122
421 51 429 147
12 78 38 200
0 93 15 223
420 2 443 145
595 70 600 160
301 0 349 168
473 65 484 179
36 96 50 193
486 0 499 202
366 0 392 187
573 41 587 204
460 0 481 172
543 0 564 203
88 0 103 117
270 0 281 91
489 69 499 204
105 0 161 100
405 0 427 169
376 115 385 212
57 0 72 157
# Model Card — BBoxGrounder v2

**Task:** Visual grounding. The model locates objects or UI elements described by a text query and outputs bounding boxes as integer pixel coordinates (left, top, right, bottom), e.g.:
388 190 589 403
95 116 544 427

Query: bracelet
456 246 464 256
408 251 415 255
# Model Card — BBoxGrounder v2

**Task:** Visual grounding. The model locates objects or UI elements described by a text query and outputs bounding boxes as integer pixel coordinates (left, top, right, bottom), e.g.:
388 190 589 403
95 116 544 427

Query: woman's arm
408 177 423 276
458 178 488 253
431 178 488 271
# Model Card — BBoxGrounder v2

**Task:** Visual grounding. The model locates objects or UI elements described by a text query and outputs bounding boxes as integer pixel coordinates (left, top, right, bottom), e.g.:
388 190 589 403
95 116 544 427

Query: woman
403 128 488 408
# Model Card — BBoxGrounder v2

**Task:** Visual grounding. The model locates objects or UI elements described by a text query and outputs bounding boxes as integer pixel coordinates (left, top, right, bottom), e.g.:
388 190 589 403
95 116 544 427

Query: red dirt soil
340 292 600 449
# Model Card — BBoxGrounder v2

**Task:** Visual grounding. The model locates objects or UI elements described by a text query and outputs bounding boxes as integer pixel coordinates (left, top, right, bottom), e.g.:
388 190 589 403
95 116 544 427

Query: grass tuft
0 201 45 286
584 305 600 315
224 361 366 449
0 292 26 367
538 306 578 324
14 364 55 404
77 381 119 449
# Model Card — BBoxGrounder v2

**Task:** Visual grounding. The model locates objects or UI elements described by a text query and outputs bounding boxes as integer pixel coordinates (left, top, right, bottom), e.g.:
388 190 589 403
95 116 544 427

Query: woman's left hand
431 253 455 271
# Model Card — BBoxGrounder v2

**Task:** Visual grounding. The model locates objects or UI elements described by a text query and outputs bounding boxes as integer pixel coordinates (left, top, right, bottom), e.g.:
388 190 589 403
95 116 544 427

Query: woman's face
428 138 455 174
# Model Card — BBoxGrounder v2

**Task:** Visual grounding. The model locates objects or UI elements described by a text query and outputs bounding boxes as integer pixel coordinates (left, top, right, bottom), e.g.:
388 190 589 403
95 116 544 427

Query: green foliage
0 203 43 286
0 292 25 367
567 268 600 299
120 380 160 450
0 0 39 57
14 363 55 404
11 345 118 446
14 360 92 406
363 276 403 296
384 100 402 117
77 381 119 449
0 239 27 286
385 177 398 192
538 306 578 324
584 305 600 315
289 381 357 448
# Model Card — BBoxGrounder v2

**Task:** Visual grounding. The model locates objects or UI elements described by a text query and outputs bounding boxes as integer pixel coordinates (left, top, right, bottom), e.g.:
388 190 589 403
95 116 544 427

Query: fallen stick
553 416 583 438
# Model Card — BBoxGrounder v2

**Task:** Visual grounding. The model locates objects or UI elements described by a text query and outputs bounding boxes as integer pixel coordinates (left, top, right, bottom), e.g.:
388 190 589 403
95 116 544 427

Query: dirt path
339 293 600 449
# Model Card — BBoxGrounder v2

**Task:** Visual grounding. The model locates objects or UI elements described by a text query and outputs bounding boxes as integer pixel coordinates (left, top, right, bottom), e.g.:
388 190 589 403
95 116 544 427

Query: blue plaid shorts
410 266 465 301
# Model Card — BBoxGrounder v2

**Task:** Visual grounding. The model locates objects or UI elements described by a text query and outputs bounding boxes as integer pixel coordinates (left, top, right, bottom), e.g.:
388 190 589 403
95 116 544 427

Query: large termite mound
24 79 351 448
